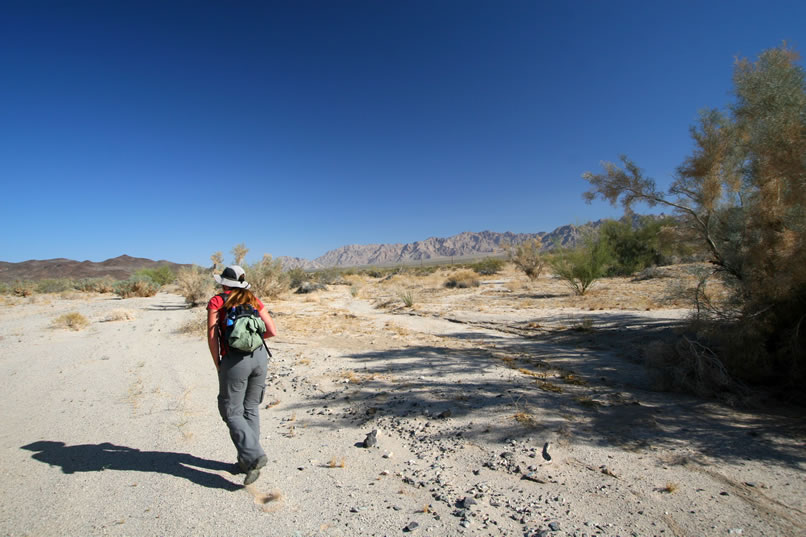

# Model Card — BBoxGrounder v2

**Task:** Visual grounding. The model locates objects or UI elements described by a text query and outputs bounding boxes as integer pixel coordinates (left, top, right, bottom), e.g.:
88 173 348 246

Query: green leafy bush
550 236 612 296
35 279 74 294
134 266 176 286
472 258 505 275
598 216 679 276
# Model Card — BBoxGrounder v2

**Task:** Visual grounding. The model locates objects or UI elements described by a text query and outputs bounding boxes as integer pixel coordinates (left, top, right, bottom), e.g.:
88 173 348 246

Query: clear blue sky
1 1 804 265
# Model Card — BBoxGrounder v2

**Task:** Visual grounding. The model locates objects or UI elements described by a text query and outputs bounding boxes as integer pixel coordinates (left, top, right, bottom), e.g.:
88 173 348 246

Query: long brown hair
223 287 261 310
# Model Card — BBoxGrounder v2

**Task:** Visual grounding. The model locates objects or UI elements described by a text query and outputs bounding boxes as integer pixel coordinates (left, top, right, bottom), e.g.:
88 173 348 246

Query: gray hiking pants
217 345 269 468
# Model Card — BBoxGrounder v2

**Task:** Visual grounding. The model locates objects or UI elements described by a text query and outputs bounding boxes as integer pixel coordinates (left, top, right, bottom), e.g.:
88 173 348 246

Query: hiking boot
243 455 268 486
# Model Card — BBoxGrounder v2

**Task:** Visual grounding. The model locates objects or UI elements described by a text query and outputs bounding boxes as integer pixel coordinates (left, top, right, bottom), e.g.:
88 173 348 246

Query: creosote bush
134 266 176 286
471 258 505 275
75 277 116 293
247 254 289 300
549 236 612 296
506 238 545 280
35 279 74 294
52 312 90 331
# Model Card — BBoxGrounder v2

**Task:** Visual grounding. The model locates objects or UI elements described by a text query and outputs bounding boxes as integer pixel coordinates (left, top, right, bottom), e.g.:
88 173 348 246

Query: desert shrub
549 236 612 296
598 216 677 276
35 279 75 294
52 312 90 330
584 44 806 394
74 278 98 292
12 281 34 297
506 238 545 280
176 266 214 306
134 266 175 286
104 309 137 322
247 254 289 300
114 276 159 298
444 270 480 289
314 268 343 285
287 267 311 289
178 311 207 338
0 282 9 294
74 276 116 293
413 265 440 276
472 258 505 275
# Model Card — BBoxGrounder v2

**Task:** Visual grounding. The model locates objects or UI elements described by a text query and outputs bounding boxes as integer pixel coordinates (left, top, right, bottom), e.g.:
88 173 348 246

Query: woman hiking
207 265 278 485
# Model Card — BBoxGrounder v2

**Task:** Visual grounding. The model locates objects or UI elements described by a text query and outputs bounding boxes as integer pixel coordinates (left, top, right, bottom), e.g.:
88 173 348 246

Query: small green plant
444 270 480 289
399 291 415 307
176 266 214 306
52 312 90 330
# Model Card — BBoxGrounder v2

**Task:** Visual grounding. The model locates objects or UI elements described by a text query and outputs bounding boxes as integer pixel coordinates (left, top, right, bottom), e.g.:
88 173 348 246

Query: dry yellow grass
513 411 539 427
52 312 89 331
536 380 563 393
104 309 137 322
327 457 346 468
178 314 207 337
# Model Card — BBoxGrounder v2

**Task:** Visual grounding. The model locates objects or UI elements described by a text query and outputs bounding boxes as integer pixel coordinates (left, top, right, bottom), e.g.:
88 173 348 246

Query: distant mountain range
1 217 656 282
278 219 610 270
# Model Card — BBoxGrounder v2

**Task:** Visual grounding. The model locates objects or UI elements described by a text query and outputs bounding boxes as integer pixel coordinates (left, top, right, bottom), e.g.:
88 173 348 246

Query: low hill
0 255 193 283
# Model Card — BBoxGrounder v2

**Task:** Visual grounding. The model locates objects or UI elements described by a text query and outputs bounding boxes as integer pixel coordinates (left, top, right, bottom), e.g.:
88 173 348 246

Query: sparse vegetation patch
52 312 90 331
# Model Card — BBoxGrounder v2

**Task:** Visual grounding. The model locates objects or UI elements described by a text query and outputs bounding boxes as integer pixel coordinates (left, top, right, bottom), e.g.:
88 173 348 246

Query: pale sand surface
1 271 804 536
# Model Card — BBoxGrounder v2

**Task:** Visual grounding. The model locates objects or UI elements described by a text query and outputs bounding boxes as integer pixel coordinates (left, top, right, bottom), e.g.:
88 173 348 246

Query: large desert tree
583 44 806 386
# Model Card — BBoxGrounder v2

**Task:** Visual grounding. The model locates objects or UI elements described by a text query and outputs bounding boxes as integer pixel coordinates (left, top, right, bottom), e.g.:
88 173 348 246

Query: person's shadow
21 441 241 491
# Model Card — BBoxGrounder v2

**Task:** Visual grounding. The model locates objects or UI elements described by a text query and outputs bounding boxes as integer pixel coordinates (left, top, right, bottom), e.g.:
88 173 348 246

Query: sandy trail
0 286 804 537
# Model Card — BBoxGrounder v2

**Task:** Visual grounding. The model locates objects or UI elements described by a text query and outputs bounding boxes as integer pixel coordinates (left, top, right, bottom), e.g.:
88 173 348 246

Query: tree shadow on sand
21 441 241 491
281 315 806 469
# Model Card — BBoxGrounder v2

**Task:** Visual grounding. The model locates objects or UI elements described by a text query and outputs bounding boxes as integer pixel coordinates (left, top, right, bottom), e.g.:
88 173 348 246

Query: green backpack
219 295 272 355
